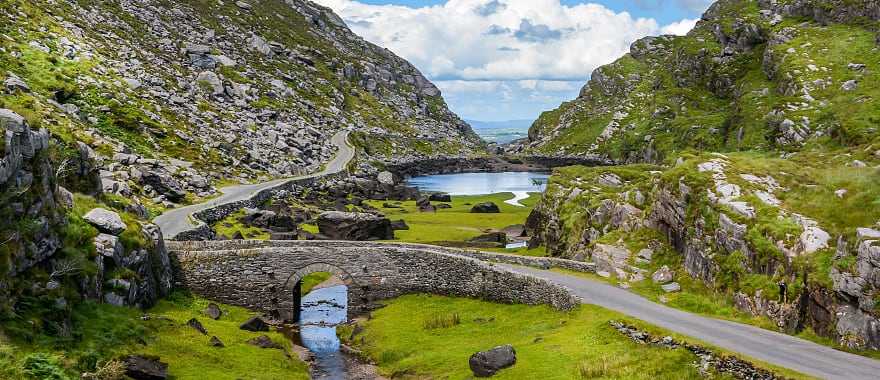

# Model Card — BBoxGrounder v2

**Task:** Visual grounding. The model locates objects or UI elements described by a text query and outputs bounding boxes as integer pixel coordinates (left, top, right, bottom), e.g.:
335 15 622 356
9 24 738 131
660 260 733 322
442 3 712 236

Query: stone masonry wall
167 240 580 321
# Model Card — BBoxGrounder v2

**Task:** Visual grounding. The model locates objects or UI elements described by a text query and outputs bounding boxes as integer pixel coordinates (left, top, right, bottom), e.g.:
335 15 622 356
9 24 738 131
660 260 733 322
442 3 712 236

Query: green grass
343 294 801 380
140 293 309 380
300 272 332 295
0 293 310 379
365 193 542 251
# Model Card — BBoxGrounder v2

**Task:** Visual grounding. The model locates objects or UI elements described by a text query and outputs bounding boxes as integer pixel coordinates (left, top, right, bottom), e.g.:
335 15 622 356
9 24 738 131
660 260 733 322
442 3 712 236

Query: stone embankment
166 240 582 321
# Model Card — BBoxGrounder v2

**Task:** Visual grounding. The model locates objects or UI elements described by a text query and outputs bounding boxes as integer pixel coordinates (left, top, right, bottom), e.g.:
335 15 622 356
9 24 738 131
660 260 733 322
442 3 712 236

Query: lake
405 171 549 206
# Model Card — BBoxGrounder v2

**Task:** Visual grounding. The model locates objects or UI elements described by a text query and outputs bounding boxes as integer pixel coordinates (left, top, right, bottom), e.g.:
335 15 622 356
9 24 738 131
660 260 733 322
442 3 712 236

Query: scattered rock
469 232 507 244
83 208 126 235
209 336 224 347
187 318 207 335
248 335 283 349
661 282 681 293
471 202 500 213
376 171 395 185
239 316 269 332
652 266 674 284
841 80 858 91
835 189 848 198
469 345 516 377
124 355 168 380
390 219 409 230
316 211 394 240
597 173 623 187
429 193 452 202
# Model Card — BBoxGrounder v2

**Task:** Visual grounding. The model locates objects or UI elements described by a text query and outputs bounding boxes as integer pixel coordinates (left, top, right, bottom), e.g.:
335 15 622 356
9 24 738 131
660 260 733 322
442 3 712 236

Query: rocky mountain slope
521 0 879 160
1 0 482 212
524 0 880 351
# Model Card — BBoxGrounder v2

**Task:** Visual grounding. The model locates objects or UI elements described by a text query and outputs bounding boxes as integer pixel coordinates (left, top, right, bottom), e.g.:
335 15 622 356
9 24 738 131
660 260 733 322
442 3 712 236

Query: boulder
661 282 681 293
187 318 208 335
390 219 410 230
470 232 507 244
651 266 674 284
419 204 437 213
83 208 126 235
376 171 395 185
248 335 283 349
597 173 623 187
209 336 225 348
141 170 186 203
124 355 168 380
204 303 222 320
317 211 394 240
469 345 516 377
429 193 452 202
471 202 500 213
239 316 269 332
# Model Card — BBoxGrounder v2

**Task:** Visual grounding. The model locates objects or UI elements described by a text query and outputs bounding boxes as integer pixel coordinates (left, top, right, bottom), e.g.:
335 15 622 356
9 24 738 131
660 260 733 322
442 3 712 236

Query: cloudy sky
314 0 713 122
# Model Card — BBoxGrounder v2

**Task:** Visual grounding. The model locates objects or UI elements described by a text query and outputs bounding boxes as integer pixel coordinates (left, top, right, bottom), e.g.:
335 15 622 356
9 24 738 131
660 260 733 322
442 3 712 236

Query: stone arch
281 262 359 323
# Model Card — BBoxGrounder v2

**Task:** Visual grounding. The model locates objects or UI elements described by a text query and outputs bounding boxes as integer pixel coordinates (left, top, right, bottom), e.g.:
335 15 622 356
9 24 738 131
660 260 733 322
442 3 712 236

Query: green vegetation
0 292 309 379
300 272 332 295
140 293 309 380
212 209 270 240
365 192 542 252
342 294 803 379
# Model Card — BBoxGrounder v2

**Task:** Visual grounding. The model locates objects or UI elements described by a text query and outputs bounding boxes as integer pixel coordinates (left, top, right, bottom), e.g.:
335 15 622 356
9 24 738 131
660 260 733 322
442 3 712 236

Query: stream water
405 171 549 206
297 285 349 379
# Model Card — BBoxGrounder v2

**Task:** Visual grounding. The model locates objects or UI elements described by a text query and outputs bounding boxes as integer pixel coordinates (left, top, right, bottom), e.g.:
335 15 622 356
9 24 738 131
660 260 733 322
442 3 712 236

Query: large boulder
83 208 126 235
469 345 516 377
651 265 674 284
470 232 508 244
316 211 394 240
141 170 186 203
429 192 452 202
124 355 168 380
239 316 269 332
471 202 500 213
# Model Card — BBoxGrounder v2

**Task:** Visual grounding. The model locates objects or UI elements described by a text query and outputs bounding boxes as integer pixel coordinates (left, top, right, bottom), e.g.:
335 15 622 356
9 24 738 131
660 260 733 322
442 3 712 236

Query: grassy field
342 295 749 380
364 192 545 254
0 293 309 379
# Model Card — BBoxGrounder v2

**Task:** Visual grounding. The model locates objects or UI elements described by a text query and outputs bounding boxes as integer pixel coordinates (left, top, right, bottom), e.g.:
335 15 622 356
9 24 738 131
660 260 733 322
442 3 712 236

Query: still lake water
405 172 550 206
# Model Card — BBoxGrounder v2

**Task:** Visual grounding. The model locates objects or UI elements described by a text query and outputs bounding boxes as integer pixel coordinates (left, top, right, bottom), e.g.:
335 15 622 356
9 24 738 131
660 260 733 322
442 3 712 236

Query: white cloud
314 0 701 120
661 18 698 36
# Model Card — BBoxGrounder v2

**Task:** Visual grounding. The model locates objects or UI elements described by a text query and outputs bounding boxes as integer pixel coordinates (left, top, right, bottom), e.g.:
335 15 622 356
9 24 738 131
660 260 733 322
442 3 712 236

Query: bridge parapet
168 241 580 321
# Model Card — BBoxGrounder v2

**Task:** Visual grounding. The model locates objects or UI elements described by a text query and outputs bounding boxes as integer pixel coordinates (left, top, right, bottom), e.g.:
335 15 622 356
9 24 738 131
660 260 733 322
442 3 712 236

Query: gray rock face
84 208 127 235
469 345 516 377
376 171 395 185
316 211 394 241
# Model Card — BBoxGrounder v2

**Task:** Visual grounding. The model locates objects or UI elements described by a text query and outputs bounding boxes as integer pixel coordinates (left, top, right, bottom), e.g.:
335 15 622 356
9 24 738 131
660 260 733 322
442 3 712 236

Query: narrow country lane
500 264 880 380
153 130 354 239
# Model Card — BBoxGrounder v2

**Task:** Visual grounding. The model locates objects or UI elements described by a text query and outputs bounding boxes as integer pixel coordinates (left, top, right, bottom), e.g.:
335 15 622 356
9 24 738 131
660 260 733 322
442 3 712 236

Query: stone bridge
166 240 585 321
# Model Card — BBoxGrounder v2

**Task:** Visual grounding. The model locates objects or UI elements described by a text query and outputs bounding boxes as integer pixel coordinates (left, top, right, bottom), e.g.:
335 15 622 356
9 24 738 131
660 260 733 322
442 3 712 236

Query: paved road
500 264 880 380
153 130 354 239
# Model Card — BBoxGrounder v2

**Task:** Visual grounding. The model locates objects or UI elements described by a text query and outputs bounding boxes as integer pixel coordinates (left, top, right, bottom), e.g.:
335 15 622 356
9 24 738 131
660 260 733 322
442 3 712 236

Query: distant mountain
466 119 533 144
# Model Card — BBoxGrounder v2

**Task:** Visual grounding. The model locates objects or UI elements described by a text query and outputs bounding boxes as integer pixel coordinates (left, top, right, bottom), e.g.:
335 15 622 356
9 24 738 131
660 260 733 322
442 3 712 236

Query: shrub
21 353 70 380
577 356 621 378
422 313 460 330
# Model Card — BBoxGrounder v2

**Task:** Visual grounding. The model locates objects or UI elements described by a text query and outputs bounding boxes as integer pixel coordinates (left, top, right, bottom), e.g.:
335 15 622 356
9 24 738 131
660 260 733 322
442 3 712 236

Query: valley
1 0 880 379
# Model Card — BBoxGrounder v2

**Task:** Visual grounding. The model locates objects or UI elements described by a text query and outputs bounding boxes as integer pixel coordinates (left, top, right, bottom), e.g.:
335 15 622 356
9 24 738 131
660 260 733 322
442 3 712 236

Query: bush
422 313 460 330
22 353 70 380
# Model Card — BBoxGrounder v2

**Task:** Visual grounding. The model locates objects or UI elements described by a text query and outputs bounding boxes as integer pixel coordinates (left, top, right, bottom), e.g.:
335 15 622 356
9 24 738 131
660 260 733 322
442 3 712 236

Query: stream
297 285 350 379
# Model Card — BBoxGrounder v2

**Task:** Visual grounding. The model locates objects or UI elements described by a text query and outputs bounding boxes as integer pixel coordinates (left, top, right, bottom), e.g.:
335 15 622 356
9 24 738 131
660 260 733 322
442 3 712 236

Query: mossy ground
212 209 271 240
365 192 545 254
341 294 809 379
0 293 309 379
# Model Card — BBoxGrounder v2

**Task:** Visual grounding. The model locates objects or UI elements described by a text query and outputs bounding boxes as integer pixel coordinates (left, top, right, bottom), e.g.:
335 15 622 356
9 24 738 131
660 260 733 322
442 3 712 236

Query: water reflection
405 171 549 196
300 285 348 379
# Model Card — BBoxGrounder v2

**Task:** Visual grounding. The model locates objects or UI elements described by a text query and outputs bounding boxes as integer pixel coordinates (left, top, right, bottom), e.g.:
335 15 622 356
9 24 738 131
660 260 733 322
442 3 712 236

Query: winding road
153 130 354 239
501 264 880 380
